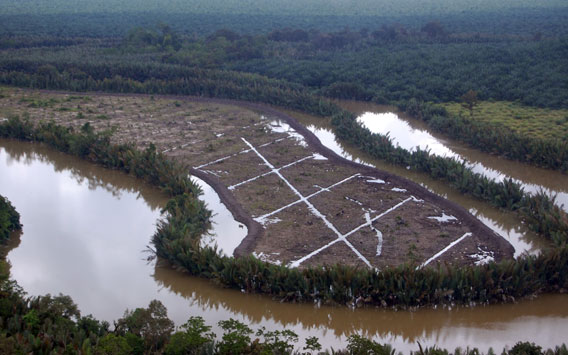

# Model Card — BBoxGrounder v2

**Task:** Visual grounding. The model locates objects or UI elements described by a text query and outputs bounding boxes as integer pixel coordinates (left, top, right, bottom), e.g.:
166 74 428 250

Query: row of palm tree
401 99 568 172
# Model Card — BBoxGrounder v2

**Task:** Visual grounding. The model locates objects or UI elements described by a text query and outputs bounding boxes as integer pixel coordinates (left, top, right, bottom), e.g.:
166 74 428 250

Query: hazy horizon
1 0 566 16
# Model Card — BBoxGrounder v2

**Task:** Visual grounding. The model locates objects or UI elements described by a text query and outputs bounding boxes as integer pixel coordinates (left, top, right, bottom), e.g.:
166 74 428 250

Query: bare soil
0 87 515 269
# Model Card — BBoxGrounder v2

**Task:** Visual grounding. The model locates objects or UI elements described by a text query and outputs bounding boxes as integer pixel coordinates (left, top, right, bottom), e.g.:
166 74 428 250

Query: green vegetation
402 100 568 171
0 195 21 243
0 270 317 355
443 101 568 141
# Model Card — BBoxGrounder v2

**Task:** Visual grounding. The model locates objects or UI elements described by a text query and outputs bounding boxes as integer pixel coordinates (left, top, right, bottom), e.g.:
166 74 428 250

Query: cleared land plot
443 101 568 141
0 88 514 269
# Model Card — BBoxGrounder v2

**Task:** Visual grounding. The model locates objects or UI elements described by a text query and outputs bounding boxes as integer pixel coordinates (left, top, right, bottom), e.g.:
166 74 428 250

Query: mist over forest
1 0 566 16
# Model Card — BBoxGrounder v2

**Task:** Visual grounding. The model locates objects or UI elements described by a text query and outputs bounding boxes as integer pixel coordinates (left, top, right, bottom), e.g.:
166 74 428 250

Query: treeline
3 29 566 110
228 38 568 109
400 100 568 172
1 7 567 37
0 195 21 243
149 26 568 108
0 35 89 49
0 277 320 354
0 61 338 116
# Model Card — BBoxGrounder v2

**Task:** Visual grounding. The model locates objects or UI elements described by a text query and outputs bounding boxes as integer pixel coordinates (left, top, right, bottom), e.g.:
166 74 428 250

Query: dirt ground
0 87 514 269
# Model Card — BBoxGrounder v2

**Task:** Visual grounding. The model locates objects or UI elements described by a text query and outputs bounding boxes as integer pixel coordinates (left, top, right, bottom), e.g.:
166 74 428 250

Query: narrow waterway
341 101 568 213
2 139 568 352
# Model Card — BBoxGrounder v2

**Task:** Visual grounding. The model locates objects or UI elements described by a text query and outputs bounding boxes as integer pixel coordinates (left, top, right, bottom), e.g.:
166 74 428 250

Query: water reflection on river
1 139 567 352
347 102 568 213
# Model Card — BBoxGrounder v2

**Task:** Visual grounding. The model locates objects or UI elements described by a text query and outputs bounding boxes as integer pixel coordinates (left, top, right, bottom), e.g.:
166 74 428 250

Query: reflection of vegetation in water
1 140 165 211
0 194 21 243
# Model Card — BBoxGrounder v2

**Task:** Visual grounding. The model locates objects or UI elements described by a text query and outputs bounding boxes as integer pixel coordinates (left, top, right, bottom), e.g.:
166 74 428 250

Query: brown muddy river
1 138 568 352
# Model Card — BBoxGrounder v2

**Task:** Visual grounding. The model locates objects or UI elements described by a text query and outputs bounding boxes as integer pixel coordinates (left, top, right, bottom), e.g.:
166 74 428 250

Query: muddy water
283 106 557 257
2 139 568 352
0 139 244 323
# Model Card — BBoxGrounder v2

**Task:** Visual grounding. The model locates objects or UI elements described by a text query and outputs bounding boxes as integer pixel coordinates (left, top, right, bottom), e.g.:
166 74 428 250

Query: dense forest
1 10 567 107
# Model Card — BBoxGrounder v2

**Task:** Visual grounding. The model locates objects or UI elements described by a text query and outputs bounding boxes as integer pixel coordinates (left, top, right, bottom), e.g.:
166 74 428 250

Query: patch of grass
442 101 568 141
95 114 109 120
65 95 92 102
19 97 60 108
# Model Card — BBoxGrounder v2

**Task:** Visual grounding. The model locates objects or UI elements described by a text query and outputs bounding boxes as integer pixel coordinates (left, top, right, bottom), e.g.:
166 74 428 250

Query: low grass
443 101 568 141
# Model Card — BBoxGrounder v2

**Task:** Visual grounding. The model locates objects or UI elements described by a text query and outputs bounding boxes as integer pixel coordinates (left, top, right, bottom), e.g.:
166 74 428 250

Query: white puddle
367 178 386 184
192 176 248 256
428 213 458 223
313 153 328 160
469 247 496 266
254 216 282 226
266 118 308 147
252 251 282 265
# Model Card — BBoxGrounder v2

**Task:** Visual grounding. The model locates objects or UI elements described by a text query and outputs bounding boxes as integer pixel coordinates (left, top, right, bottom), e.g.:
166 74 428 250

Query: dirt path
0 88 514 268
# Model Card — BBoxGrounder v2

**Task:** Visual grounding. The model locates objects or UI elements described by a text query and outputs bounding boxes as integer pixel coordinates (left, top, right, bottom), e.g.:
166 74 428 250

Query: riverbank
3 138 567 351
1 90 568 312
